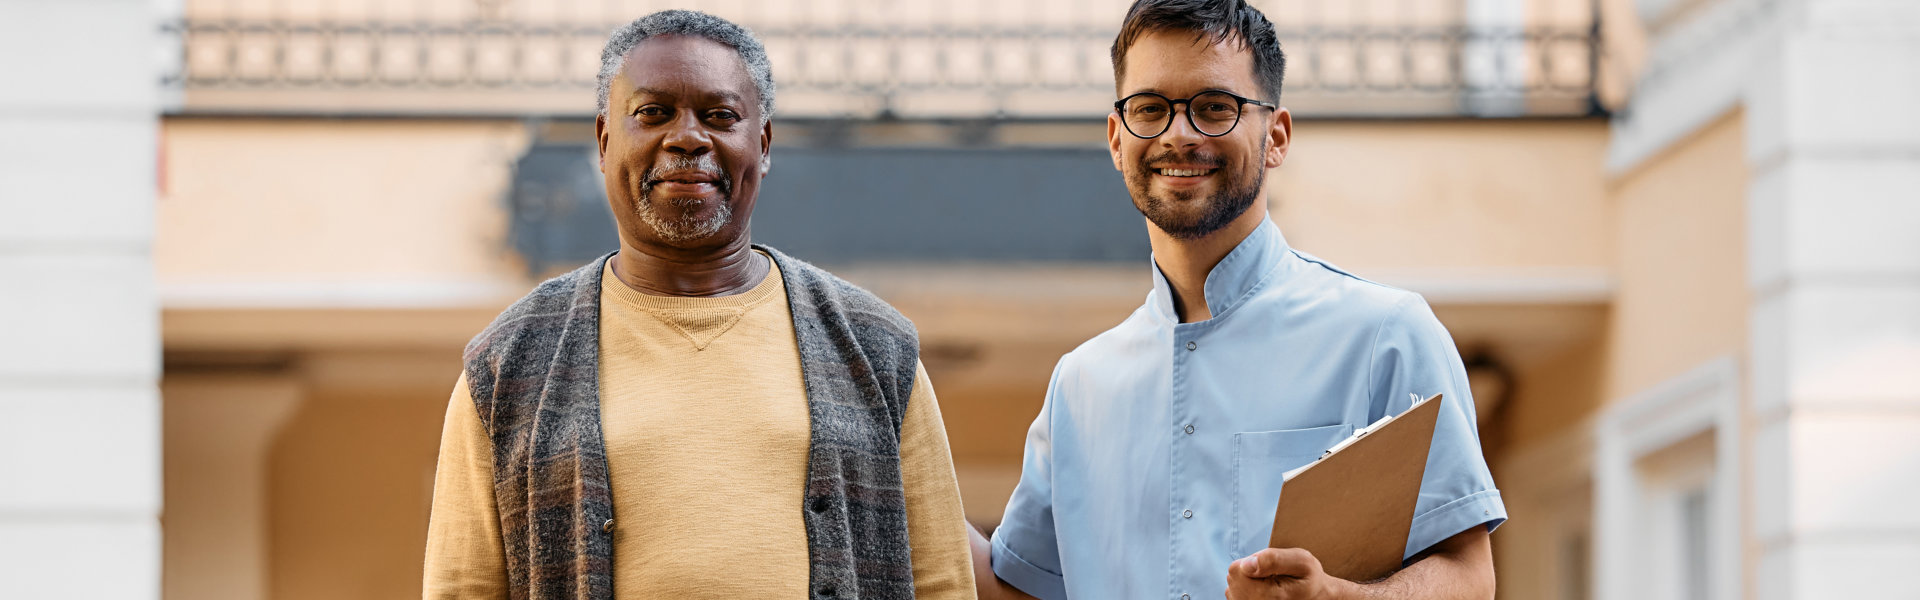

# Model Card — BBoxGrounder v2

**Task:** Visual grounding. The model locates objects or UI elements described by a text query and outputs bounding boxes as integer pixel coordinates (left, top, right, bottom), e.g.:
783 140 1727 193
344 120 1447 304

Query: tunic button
1186 341 1197 351
1184 424 1195 434
602 518 614 533
1181 594 1191 600
1182 509 1193 519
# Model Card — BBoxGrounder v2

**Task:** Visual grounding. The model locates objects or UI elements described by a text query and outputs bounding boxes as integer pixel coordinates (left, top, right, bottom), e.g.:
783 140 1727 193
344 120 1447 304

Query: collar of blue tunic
1148 217 1292 323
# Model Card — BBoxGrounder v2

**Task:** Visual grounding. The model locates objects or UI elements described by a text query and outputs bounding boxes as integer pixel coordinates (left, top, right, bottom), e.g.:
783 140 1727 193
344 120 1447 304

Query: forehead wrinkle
617 41 759 109
625 86 745 103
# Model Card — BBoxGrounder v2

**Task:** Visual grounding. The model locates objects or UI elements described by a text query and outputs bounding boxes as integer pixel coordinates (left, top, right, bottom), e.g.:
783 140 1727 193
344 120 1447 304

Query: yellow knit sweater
424 254 976 598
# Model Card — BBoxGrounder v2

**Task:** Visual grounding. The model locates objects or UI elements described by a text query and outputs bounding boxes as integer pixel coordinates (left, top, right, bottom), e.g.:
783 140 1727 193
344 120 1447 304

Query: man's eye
635 106 669 118
706 110 741 123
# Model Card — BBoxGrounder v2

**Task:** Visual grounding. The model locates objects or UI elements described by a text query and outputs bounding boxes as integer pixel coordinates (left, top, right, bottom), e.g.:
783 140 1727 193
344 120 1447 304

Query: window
1595 357 1741 600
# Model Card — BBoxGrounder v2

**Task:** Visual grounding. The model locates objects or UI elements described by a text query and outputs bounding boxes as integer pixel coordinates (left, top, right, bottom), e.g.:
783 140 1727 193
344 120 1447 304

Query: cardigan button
810 498 830 513
602 518 615 533
818 586 836 598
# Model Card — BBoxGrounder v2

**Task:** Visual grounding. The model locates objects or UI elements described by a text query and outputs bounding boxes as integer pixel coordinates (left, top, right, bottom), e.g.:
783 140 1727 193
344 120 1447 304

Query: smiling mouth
1154 168 1216 177
651 175 717 186
645 173 728 198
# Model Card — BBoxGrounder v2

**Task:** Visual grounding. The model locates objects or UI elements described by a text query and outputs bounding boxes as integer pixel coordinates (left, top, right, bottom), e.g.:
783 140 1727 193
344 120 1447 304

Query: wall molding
1594 355 1743 600
1606 0 1780 174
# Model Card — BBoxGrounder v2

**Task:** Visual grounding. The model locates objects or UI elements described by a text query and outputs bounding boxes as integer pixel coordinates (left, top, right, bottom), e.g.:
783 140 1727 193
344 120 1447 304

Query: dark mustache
1142 149 1226 170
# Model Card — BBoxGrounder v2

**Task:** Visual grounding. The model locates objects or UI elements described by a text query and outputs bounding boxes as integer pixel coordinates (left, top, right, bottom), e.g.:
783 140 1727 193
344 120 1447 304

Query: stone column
1746 1 1920 598
0 1 162 598
163 375 302 600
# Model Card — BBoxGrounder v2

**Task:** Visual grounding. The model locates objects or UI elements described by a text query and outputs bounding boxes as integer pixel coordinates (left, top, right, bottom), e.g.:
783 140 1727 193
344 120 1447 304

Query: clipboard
1267 393 1442 582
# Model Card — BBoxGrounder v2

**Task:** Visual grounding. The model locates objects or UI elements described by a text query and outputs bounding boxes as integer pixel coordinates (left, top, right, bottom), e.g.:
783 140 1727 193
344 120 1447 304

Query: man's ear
594 112 609 172
760 116 774 176
1107 113 1125 172
1264 107 1292 169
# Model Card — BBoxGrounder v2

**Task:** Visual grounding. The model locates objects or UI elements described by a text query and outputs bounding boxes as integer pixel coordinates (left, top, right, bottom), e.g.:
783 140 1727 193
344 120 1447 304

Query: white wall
1612 0 1920 597
0 1 162 598
1745 1 1920 596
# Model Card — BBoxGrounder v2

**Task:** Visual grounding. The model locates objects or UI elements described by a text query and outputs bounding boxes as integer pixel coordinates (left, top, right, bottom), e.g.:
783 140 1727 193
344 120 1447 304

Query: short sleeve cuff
991 531 1068 600
1405 489 1507 560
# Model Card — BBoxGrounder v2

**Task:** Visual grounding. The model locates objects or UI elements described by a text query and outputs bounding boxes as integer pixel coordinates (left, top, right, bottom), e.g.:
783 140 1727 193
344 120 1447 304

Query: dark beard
1126 147 1265 240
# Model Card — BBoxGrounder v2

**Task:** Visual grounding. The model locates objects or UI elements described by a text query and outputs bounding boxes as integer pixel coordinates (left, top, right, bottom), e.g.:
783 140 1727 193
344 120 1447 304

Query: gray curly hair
595 10 776 119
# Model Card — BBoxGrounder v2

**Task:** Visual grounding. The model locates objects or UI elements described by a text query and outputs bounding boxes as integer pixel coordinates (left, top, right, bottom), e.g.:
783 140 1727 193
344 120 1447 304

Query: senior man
423 10 975 600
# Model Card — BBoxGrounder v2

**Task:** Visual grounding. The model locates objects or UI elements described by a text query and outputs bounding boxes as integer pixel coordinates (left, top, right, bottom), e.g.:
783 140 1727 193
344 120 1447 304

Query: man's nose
1159 105 1204 149
661 111 712 155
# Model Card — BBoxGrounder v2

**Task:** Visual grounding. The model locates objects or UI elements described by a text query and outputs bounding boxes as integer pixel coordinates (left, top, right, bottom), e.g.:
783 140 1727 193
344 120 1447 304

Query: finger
1223 569 1268 600
1229 553 1263 578
1237 547 1315 579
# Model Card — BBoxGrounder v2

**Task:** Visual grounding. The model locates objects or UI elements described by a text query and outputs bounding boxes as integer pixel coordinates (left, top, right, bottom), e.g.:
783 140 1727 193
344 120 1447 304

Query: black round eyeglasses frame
1112 90 1278 139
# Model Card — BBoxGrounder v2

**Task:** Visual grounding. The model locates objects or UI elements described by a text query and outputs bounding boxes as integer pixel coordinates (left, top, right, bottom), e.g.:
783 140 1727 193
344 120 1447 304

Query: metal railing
160 18 1600 118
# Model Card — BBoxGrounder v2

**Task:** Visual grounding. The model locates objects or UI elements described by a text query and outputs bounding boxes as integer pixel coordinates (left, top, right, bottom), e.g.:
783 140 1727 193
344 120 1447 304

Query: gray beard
637 193 731 244
637 154 732 243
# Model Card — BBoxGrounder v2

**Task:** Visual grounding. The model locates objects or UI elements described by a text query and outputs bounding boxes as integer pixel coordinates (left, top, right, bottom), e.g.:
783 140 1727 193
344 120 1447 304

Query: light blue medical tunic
990 218 1506 600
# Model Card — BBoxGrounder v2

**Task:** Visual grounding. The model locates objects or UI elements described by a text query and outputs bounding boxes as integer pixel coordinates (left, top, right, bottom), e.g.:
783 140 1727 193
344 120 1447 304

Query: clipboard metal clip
1318 393 1428 459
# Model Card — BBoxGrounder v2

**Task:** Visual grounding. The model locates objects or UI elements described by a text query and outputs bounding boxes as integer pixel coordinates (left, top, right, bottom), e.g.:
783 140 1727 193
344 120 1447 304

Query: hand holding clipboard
1265 393 1443 582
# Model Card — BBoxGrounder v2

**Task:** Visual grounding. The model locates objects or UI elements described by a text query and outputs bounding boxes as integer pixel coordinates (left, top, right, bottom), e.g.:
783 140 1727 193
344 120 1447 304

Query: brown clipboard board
1268 393 1442 582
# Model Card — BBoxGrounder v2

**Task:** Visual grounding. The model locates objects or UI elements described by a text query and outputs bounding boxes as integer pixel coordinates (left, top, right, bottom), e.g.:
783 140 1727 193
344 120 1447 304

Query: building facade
1 0 1913 598
0 0 163 597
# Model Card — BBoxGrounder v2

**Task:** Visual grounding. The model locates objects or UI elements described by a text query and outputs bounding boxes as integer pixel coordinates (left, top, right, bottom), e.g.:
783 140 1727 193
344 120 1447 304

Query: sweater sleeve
900 361 981 599
422 372 510 599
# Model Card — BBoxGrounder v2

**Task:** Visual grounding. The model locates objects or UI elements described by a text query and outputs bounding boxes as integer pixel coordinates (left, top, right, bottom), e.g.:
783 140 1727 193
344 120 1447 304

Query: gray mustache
643 155 729 193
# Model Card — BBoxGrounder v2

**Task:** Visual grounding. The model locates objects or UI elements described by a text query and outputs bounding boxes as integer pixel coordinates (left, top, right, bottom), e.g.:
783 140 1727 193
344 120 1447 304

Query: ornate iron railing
160 18 1600 118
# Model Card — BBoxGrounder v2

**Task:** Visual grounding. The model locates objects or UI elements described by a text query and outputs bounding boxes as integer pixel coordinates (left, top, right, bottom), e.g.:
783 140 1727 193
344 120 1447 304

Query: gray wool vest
461 246 921 600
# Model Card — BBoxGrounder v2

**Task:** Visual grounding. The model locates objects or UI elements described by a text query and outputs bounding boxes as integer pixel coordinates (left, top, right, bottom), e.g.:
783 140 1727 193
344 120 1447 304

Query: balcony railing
160 18 1600 118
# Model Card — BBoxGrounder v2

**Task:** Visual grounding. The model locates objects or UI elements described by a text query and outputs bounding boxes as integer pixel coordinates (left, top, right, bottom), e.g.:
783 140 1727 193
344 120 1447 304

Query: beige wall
1602 109 1748 401
163 374 302 600
1487 108 1750 600
1503 326 1609 451
266 351 457 600
157 117 1617 305
1273 119 1612 272
161 349 455 600
159 119 529 290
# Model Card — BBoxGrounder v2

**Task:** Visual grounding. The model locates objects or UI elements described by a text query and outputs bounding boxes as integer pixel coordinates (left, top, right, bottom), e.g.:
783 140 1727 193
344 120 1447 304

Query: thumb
1239 548 1316 580
1234 554 1264 578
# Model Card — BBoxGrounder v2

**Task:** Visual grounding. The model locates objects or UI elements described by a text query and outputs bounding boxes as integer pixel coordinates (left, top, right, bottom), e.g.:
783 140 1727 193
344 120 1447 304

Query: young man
422 10 975 599
971 1 1504 599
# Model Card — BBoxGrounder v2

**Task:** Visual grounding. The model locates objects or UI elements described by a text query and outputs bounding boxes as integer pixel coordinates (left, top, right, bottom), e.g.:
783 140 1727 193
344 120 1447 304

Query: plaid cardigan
462 246 922 600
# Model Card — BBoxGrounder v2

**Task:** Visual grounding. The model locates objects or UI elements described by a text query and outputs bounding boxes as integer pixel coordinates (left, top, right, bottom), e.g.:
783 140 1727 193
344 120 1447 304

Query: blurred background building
1 0 1914 598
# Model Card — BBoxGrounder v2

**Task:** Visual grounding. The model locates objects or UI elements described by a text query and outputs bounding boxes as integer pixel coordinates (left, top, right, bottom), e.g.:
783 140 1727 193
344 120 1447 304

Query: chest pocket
1231 424 1355 557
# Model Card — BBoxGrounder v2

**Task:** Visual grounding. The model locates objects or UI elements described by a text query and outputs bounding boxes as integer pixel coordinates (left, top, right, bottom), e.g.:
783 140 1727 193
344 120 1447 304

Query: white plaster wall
1745 1 1920 598
1608 0 1920 597
0 0 162 597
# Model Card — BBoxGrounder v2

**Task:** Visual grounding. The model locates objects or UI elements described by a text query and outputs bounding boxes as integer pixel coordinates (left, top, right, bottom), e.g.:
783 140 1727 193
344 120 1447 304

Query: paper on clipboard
1267 393 1443 582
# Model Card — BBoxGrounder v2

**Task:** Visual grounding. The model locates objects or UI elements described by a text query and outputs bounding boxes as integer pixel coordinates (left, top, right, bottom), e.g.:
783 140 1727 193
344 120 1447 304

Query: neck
609 234 769 297
1148 203 1269 323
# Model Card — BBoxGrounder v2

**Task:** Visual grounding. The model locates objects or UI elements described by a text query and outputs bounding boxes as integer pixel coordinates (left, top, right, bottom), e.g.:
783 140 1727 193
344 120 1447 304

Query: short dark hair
1110 0 1286 103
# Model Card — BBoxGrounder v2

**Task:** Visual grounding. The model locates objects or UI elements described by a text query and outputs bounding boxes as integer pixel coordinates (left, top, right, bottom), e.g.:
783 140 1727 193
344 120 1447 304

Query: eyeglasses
1113 90 1278 139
